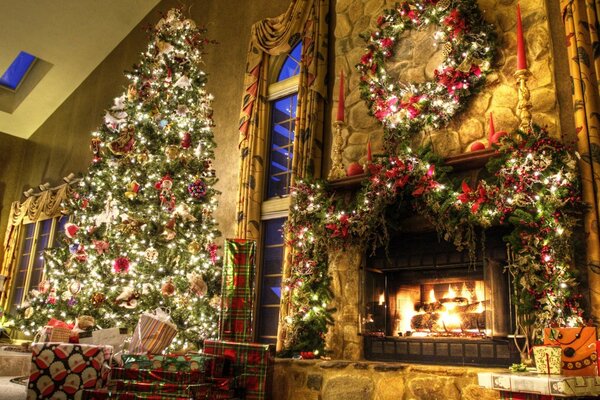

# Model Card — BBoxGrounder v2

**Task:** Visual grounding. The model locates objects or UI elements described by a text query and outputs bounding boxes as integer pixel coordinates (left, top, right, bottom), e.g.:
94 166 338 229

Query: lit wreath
357 0 496 141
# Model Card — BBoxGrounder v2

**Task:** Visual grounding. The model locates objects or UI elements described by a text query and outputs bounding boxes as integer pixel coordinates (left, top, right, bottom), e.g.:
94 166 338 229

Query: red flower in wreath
457 181 488 213
411 165 437 197
325 214 350 238
443 9 466 38
380 37 394 49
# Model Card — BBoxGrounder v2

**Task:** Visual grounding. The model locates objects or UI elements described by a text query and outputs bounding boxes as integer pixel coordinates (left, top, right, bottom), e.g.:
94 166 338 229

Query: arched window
256 41 302 344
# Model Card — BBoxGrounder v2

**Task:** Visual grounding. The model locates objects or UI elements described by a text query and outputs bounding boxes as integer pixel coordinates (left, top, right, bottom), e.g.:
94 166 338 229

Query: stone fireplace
362 229 520 367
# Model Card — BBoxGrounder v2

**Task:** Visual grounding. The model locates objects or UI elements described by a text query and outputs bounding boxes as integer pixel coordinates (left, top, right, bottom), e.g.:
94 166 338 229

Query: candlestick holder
328 120 347 180
514 68 533 134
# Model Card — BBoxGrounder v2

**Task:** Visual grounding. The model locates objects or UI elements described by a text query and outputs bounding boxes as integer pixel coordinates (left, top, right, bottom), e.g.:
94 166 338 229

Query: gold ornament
91 292 106 307
187 241 201 254
69 281 81 295
77 315 95 330
442 42 453 58
125 181 140 200
127 85 137 101
137 151 149 164
161 279 176 296
24 307 34 319
437 0 451 10
165 145 180 160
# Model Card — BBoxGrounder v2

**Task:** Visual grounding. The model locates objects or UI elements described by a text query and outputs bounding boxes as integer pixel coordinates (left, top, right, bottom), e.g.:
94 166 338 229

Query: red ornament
346 162 364 176
470 141 486 152
491 131 508 145
113 257 130 273
188 179 207 199
65 223 79 238
488 112 495 147
181 132 192 149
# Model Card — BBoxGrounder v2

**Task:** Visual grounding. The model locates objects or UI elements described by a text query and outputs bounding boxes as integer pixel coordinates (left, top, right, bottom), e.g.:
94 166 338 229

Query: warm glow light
378 292 385 306
428 288 436 303
444 284 456 299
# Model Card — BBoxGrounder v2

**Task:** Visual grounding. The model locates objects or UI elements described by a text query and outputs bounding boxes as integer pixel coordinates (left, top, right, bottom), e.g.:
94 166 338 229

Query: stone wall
333 0 559 164
273 359 501 400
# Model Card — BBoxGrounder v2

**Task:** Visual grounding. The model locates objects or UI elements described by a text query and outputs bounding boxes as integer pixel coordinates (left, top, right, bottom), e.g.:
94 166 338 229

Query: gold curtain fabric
561 0 600 322
235 0 329 240
0 184 71 309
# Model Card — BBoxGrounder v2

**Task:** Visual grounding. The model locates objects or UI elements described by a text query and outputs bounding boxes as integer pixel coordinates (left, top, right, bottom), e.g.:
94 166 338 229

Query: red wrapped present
544 326 598 376
120 353 229 377
28 343 112 400
204 339 274 400
220 239 256 342
110 367 206 384
110 380 213 397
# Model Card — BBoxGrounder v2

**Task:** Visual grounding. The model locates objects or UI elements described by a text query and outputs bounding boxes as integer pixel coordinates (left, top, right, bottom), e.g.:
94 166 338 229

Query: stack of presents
27 239 274 400
478 326 600 399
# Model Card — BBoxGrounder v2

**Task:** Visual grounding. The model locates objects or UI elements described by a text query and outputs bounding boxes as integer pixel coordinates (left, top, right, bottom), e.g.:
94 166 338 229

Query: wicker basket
48 326 72 343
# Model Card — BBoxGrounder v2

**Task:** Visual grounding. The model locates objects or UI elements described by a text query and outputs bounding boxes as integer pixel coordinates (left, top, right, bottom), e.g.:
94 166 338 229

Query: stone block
530 60 553 88
461 384 500 400
430 130 460 157
336 14 352 38
348 131 369 145
307 373 323 391
376 375 406 400
490 106 518 133
490 84 518 110
322 375 374 400
347 1 364 23
458 118 485 147
352 15 372 37
528 26 550 61
531 88 556 113
406 376 460 400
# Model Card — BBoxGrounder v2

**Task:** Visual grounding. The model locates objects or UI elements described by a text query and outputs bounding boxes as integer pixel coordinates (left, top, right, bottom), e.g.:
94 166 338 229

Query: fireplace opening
362 228 521 366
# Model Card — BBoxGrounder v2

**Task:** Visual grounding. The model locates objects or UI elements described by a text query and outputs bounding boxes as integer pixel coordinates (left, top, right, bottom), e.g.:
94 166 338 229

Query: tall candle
337 70 345 122
367 139 372 162
516 3 527 70
488 112 495 146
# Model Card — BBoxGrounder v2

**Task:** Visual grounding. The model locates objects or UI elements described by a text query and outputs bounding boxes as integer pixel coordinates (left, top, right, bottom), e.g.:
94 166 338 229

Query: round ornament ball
470 141 486 152
491 130 508 145
162 228 176 241
113 257 130 273
347 162 364 177
188 179 207 199
69 281 81 295
181 132 192 149
161 279 176 297
145 247 159 262
77 315 95 330
165 145 180 160
188 273 208 297
187 241 201 254
24 307 34 319
91 292 106 307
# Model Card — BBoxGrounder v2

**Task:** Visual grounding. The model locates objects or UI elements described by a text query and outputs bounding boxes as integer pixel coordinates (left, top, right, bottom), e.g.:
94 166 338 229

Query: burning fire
394 280 487 337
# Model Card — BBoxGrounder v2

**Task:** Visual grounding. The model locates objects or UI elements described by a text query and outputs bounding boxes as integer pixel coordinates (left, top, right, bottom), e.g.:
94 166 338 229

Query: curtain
561 0 600 323
235 0 329 240
0 184 71 310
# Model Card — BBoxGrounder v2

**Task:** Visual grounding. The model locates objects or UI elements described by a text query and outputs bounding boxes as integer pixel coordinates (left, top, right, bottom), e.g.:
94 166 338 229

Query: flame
476 302 484 314
444 284 457 299
428 288 436 303
378 293 385 306
440 311 462 330
460 282 472 302
475 281 485 302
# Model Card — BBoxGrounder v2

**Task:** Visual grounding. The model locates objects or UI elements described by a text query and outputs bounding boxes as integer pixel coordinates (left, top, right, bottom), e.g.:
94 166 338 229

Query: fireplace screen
362 229 520 366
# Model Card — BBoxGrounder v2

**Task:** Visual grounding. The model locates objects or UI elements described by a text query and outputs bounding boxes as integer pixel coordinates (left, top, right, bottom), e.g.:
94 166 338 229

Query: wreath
356 0 496 142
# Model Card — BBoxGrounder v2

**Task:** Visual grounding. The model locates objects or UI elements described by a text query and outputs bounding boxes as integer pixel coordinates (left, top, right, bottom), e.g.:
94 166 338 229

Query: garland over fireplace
362 228 521 367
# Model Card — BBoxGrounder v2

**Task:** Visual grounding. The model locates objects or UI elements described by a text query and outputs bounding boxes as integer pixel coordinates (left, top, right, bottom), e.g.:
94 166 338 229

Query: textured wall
333 0 561 165
3 0 290 244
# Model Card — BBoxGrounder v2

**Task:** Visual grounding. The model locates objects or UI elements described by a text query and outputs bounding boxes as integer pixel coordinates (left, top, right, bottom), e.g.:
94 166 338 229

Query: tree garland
282 125 584 355
357 0 495 144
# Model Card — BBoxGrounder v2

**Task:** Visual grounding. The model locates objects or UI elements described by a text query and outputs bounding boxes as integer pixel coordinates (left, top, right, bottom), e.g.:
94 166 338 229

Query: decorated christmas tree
15 9 221 349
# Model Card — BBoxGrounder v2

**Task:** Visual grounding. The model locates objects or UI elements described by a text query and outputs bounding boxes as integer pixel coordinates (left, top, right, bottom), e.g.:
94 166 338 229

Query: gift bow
47 318 75 330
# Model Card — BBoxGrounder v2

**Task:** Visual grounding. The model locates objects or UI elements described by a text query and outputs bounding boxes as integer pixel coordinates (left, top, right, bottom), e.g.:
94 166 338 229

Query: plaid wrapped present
82 389 198 400
110 381 213 397
220 239 256 342
28 342 113 400
204 339 274 400
120 353 229 377
110 367 206 384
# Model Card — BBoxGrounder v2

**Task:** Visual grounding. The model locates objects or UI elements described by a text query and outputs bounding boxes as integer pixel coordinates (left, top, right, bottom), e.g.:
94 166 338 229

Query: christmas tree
15 9 221 349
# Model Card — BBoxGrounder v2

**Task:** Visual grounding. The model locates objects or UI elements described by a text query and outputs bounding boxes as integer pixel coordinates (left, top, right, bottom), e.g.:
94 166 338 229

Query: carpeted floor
0 376 27 399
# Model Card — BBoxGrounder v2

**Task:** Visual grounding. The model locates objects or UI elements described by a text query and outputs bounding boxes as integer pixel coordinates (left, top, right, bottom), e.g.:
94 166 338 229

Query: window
0 51 36 90
256 41 302 344
9 215 68 313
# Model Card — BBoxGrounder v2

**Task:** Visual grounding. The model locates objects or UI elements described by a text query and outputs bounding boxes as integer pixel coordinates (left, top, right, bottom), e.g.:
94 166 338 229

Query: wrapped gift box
533 346 562 374
220 239 256 342
110 380 213 397
79 327 129 351
110 367 206 384
204 339 274 400
28 342 113 400
82 389 198 400
478 371 600 397
120 353 228 377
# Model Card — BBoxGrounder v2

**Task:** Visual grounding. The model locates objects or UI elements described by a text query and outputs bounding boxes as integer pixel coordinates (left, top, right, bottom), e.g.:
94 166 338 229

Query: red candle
367 139 372 162
337 70 345 122
488 112 495 147
516 3 527 70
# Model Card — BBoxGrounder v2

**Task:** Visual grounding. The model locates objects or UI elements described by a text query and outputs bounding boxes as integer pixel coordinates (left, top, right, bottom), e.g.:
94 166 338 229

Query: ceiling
0 0 160 139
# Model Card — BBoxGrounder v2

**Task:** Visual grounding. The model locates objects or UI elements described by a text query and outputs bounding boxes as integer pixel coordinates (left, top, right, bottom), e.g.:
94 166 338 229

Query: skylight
0 52 36 90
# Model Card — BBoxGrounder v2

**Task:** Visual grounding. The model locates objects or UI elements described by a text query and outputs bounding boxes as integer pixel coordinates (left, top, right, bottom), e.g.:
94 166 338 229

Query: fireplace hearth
361 228 521 366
